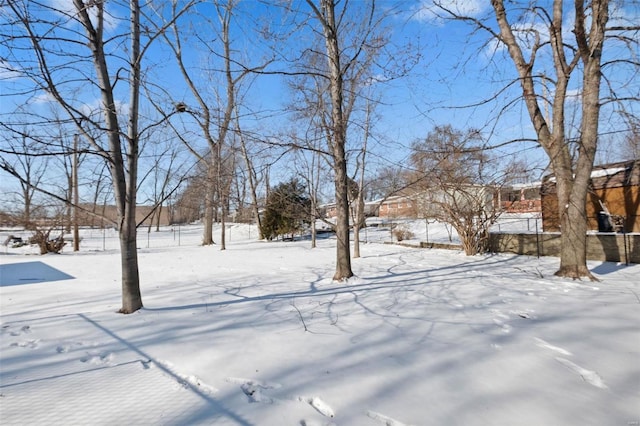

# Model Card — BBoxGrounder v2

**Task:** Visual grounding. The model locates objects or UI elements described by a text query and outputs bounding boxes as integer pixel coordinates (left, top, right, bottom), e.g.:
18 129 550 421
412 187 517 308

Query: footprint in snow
8 325 32 336
4 325 34 347
153 359 217 394
80 351 114 366
300 420 336 426
555 357 608 389
298 396 335 418
226 377 281 404
227 377 334 418
534 338 572 356
534 338 607 389
492 318 512 333
10 339 39 349
241 382 275 403
367 410 414 426
56 341 87 354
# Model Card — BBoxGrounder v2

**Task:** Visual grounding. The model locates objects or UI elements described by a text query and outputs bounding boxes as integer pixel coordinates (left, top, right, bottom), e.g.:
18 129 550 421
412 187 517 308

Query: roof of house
541 159 639 190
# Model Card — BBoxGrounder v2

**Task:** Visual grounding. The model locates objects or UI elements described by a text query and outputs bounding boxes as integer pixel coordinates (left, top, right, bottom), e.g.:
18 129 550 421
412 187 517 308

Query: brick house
376 195 417 218
541 160 640 232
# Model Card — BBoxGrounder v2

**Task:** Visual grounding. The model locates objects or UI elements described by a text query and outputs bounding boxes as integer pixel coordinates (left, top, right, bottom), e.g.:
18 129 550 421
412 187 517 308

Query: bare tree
622 112 640 160
427 0 638 279
237 118 265 238
0 133 47 229
1 0 194 313
154 0 269 249
137 133 189 232
409 125 506 255
352 99 375 259
292 131 331 249
285 0 387 279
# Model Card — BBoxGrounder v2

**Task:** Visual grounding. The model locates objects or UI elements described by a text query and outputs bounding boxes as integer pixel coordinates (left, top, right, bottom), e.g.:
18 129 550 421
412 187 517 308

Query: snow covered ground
1 222 639 425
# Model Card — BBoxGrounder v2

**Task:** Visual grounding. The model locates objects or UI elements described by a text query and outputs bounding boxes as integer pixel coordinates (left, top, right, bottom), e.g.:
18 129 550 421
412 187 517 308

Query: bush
393 226 414 242
29 229 66 254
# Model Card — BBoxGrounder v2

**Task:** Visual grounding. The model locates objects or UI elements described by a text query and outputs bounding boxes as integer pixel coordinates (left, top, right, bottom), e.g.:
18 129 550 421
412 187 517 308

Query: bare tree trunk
216 2 236 251
72 134 80 251
72 0 144 312
238 126 263 239
22 186 31 229
119 0 143 313
555 0 608 279
310 0 354 281
353 99 371 259
203 164 215 245
66 173 72 233
220 191 227 251
71 0 146 313
310 155 322 249
155 202 163 231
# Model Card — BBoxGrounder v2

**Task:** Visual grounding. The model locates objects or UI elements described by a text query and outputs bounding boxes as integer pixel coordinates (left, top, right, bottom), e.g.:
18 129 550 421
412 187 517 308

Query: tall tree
351 98 375 259
491 0 606 279
306 0 354 279
1 0 193 313
428 0 637 279
237 117 265 239
271 0 408 277
156 0 269 249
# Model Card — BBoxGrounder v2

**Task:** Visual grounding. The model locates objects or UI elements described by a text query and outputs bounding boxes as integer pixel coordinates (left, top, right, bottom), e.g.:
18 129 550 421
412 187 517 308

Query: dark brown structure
541 160 640 233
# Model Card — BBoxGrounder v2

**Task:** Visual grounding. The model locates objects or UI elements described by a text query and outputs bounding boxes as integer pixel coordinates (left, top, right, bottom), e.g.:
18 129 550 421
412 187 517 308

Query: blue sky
1 0 638 206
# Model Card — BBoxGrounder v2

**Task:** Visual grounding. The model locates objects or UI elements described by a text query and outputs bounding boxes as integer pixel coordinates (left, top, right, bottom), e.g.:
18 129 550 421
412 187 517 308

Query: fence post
623 217 629 266
535 219 540 259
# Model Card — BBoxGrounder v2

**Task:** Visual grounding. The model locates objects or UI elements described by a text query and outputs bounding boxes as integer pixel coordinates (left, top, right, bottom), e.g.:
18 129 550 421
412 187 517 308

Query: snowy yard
1 223 639 425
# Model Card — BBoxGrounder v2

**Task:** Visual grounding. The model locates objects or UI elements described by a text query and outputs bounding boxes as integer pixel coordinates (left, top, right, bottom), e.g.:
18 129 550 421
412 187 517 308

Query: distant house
320 200 379 219
541 160 640 232
377 195 417 218
412 184 499 220
325 186 499 221
322 181 540 222
499 182 542 213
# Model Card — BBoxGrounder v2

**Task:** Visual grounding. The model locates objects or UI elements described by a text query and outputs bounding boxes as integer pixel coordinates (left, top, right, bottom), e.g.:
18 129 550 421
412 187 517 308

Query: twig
291 299 309 332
